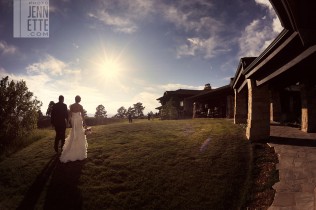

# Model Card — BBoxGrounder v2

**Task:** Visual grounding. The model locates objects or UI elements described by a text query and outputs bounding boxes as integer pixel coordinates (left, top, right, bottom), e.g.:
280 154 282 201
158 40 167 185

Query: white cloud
0 41 18 55
87 0 227 59
72 43 79 49
255 0 273 10
0 67 52 91
161 2 229 59
88 11 137 34
163 6 190 31
255 0 283 33
128 0 154 17
159 83 204 91
177 41 196 57
162 4 221 34
88 0 225 58
238 19 279 57
272 16 283 33
237 0 283 58
26 55 81 77
198 37 218 58
26 55 66 76
87 0 154 34
132 91 161 113
177 36 230 59
177 37 212 58
0 56 97 115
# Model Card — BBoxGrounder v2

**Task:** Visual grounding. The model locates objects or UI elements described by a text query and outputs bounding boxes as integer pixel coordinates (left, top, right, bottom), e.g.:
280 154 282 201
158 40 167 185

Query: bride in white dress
60 95 88 163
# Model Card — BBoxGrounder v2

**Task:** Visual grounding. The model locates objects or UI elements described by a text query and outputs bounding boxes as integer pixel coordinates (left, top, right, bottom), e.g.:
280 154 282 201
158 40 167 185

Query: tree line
46 100 145 119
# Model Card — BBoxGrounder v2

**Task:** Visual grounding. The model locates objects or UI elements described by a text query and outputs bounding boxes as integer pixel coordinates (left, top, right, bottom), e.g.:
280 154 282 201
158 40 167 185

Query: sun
99 58 121 80
87 40 129 86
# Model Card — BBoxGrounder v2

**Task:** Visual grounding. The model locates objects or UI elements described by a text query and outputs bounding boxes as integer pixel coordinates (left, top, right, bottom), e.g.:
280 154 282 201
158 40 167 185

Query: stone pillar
234 88 248 124
226 95 234 118
270 89 282 122
301 84 316 132
246 79 270 141
193 102 197 119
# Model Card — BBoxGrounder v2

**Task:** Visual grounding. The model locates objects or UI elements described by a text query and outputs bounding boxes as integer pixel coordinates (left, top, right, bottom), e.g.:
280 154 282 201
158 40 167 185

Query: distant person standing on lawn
51 95 68 153
128 113 133 123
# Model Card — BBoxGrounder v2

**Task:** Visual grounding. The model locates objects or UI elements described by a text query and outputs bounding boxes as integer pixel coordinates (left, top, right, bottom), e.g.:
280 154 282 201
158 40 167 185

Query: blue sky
0 0 282 116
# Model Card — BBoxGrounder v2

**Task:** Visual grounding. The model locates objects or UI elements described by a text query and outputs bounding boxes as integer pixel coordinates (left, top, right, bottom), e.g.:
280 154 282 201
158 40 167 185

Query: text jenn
27 6 49 18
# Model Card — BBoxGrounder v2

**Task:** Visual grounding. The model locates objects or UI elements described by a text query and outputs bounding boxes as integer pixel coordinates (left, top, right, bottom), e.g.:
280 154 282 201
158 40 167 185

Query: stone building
232 0 316 141
185 85 234 119
156 83 234 119
156 89 204 119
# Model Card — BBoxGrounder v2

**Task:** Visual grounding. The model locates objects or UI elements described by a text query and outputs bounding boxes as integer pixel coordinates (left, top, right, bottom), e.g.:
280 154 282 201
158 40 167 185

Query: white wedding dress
60 112 88 163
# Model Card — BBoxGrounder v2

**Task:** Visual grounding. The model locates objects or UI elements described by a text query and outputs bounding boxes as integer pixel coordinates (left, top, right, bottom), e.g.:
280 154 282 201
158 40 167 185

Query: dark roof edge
185 85 232 100
232 57 256 89
243 29 290 75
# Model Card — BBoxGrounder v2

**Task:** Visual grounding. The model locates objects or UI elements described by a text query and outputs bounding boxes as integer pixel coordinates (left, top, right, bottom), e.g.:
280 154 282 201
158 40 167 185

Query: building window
180 101 184 107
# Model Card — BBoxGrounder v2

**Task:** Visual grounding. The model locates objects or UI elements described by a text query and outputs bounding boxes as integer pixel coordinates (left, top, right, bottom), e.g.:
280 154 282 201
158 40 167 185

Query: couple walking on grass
51 95 88 163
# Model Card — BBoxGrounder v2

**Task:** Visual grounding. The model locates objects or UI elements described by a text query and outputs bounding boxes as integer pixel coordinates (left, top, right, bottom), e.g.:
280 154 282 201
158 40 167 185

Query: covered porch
232 0 316 141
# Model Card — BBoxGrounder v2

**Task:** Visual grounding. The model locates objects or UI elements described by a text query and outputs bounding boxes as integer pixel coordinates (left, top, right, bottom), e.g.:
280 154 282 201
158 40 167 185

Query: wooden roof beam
245 31 298 79
256 45 316 86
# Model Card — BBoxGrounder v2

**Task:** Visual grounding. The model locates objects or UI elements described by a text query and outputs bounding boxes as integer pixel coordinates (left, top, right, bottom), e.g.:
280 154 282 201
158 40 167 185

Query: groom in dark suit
51 95 68 153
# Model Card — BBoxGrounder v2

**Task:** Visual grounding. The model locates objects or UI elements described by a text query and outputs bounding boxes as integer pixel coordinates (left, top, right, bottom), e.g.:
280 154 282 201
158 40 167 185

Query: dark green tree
83 109 88 118
147 111 154 117
46 101 55 116
115 106 127 119
0 76 42 143
95 104 107 118
133 102 145 118
126 106 135 117
38 110 44 119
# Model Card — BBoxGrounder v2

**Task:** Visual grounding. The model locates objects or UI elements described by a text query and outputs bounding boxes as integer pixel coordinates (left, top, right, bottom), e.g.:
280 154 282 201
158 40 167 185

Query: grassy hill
0 118 253 210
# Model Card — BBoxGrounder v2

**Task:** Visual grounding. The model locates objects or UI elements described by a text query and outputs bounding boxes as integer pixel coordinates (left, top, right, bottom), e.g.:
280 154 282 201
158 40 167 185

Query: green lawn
0 118 252 210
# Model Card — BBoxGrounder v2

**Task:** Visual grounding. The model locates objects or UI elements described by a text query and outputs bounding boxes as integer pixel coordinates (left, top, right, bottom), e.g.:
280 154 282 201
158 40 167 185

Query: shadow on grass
16 155 85 210
17 154 59 210
43 159 85 210
266 136 316 147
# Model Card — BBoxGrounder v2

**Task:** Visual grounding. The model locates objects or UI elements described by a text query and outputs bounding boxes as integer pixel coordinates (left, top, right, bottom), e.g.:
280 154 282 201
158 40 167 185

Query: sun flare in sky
87 45 126 85
98 57 121 80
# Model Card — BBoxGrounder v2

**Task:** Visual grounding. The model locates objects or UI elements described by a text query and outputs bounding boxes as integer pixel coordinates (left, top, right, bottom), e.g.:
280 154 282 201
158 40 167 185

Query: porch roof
240 0 316 88
185 85 233 102
156 89 204 101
